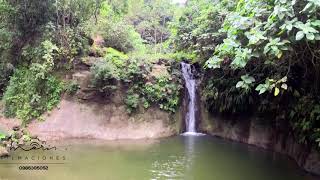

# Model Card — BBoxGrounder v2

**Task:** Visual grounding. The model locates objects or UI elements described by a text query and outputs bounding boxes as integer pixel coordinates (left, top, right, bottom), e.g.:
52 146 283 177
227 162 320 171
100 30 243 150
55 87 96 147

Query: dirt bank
27 98 175 141
0 98 176 141
0 117 19 133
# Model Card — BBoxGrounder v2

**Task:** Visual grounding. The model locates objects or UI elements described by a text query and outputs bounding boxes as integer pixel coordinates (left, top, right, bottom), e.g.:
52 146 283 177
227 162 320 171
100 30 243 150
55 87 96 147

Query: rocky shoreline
0 105 176 156
0 125 42 157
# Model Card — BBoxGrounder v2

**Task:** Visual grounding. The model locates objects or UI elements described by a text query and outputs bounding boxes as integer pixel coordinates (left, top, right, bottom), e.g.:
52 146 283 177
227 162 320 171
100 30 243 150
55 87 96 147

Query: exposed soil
0 116 19 133
23 98 175 141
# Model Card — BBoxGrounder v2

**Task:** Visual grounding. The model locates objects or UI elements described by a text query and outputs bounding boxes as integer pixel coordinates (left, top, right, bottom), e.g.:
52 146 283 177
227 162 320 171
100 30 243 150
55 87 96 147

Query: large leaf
241 75 255 84
236 81 244 88
296 31 305 40
306 33 315 40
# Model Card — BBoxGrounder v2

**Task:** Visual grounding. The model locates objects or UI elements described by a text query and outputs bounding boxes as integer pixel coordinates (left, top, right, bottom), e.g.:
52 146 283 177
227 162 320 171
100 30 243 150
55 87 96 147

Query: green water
0 135 317 180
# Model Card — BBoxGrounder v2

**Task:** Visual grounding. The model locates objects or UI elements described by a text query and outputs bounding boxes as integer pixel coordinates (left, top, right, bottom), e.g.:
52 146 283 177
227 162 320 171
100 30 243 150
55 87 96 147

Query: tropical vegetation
0 0 319 150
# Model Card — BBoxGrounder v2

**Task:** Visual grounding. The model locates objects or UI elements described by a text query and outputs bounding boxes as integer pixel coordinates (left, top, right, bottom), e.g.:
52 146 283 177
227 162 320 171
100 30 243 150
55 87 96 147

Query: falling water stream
181 62 204 136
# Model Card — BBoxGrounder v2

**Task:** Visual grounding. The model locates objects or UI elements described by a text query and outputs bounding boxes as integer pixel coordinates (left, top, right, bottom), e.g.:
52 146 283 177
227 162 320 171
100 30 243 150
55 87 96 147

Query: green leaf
236 81 244 88
0 133 5 140
274 87 280 96
306 33 315 40
255 84 263 91
296 31 305 40
305 26 318 33
311 20 320 27
287 23 293 31
281 83 288 90
302 3 312 12
256 84 267 95
241 75 255 84
259 87 267 95
248 76 255 83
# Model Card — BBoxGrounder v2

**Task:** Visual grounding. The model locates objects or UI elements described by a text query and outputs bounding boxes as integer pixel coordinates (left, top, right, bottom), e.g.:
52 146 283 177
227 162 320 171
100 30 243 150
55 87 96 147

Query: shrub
124 61 182 114
290 96 320 147
91 59 119 95
91 50 182 114
3 68 63 124
56 26 90 63
0 63 14 94
142 75 181 113
104 47 129 68
3 40 63 124
119 56 147 83
184 0 320 148
125 90 140 113
104 22 144 53
170 51 197 63
85 17 145 53
65 81 80 95
124 74 181 114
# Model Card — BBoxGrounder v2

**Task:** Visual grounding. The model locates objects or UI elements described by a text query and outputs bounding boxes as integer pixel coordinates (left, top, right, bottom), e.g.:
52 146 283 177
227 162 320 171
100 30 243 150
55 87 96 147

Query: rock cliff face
27 97 176 141
200 107 320 176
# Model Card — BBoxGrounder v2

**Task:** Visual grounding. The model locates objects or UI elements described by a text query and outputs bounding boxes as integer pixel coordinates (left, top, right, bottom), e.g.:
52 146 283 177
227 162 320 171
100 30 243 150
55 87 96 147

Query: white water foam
180 132 206 136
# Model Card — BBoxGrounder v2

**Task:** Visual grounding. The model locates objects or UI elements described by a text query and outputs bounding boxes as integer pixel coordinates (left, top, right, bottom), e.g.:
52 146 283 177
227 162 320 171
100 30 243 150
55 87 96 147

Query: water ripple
150 155 186 180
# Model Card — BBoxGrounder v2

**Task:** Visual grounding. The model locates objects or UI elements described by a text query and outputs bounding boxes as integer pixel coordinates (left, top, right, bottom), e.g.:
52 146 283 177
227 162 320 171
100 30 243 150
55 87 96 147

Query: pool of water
0 135 317 180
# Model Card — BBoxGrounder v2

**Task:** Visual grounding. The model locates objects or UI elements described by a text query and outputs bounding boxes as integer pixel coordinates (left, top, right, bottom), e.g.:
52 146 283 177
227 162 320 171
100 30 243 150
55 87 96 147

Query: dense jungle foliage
0 0 319 149
0 0 183 124
172 0 320 148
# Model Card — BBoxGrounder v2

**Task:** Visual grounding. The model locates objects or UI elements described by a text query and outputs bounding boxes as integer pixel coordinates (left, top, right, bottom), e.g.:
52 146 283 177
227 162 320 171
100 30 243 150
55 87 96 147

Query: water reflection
184 135 196 170
150 136 199 180
150 155 186 180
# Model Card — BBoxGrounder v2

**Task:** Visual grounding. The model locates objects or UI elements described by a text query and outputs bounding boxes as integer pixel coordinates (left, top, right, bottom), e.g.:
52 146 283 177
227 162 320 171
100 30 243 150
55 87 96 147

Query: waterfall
181 62 204 136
